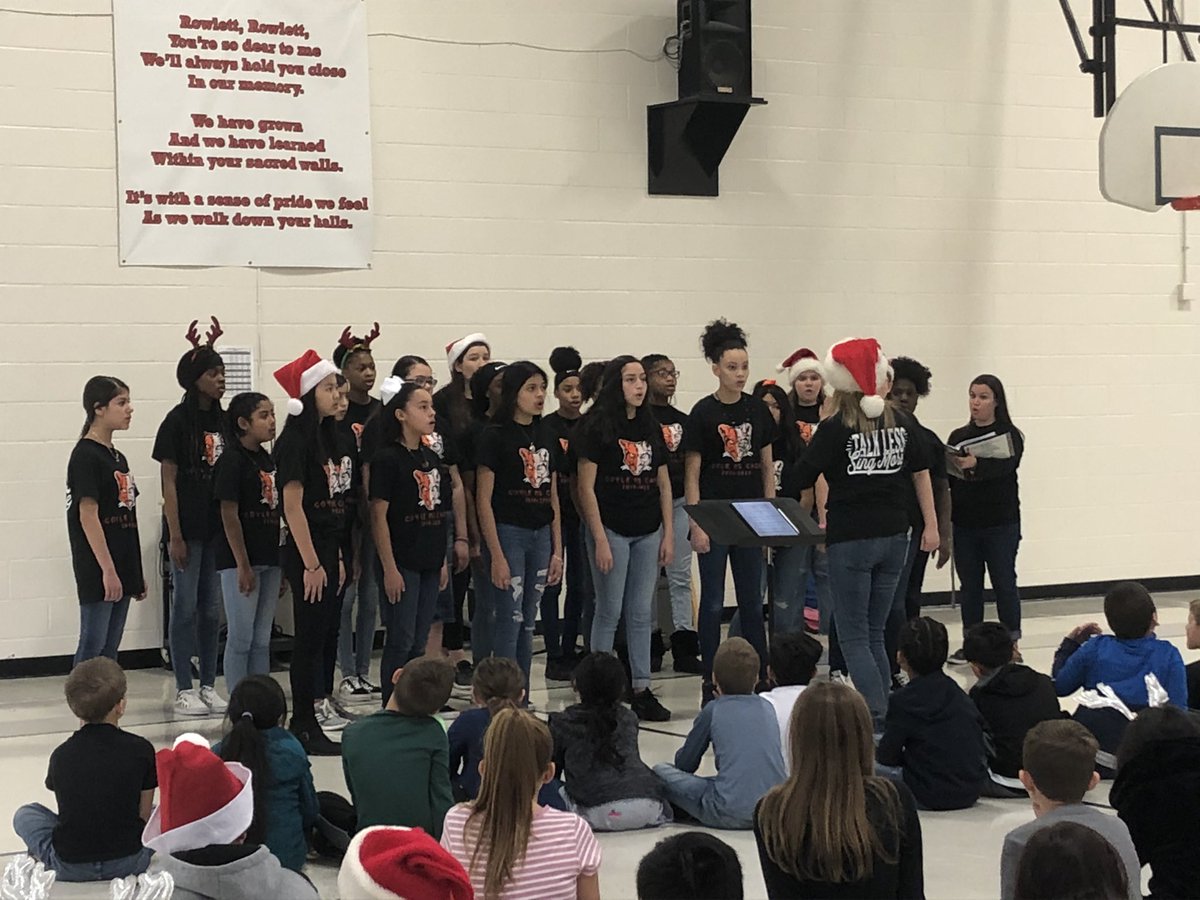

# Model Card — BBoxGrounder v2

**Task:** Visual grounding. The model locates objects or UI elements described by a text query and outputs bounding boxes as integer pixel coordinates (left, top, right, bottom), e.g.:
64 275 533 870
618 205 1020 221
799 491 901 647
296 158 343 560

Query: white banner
114 0 373 268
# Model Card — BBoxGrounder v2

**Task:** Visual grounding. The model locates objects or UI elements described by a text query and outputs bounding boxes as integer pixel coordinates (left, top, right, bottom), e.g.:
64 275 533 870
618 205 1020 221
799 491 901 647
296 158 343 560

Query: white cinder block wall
1 1 1196 660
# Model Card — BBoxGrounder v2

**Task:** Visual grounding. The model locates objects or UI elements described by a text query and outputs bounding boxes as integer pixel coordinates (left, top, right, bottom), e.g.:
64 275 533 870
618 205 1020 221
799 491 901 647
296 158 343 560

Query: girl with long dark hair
272 350 347 756
946 374 1025 662
576 356 674 721
153 317 227 716
434 332 491 443
68 376 144 665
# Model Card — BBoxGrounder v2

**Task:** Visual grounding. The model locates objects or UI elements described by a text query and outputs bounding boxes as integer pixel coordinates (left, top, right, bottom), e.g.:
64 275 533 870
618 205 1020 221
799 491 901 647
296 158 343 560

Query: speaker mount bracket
647 95 766 197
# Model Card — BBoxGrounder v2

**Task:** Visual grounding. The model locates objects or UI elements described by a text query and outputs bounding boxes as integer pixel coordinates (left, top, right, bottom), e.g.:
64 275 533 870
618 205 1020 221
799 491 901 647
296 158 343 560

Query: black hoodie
1111 736 1200 899
969 663 1063 778
877 670 987 810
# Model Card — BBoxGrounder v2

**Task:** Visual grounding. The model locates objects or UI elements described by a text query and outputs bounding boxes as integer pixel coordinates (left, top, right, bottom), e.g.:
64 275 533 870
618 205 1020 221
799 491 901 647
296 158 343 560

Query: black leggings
284 536 341 725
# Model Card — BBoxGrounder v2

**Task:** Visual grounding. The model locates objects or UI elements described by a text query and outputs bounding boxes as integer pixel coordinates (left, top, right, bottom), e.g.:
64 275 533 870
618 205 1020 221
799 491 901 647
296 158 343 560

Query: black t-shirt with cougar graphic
683 394 775 501
476 419 555 530
651 403 688 500
66 439 144 604
273 423 352 544
794 412 928 545
213 445 280 570
542 412 581 525
369 443 451 572
577 416 668 538
151 402 226 541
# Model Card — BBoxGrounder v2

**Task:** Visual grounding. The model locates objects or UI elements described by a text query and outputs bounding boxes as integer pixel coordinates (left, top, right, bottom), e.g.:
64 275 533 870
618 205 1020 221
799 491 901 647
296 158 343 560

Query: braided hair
897 616 949 676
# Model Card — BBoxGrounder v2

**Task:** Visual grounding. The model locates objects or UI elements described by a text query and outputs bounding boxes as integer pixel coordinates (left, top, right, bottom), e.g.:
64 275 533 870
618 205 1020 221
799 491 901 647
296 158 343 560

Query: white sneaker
314 698 351 732
830 671 854 688
199 685 228 713
338 676 375 705
174 689 209 716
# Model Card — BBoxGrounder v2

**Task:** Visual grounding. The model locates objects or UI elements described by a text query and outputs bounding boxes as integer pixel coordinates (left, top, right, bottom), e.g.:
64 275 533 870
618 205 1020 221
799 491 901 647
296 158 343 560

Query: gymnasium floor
1 593 1192 899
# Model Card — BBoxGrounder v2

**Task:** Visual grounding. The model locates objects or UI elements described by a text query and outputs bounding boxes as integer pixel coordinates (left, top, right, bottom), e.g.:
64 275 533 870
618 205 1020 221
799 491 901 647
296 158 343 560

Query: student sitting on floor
636 832 744 900
1013 821 1131 900
144 734 318 900
549 652 670 831
12 658 155 882
963 621 1062 792
1000 719 1140 900
341 656 456 837
441 707 602 899
213 675 318 873
758 631 822 774
653 637 786 830
338 825 473 900
447 656 567 810
877 617 987 810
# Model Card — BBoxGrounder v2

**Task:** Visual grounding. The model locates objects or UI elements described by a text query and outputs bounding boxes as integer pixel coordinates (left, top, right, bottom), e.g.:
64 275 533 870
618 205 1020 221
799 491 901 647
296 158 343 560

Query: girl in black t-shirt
476 361 563 688
576 357 674 722
541 346 588 682
151 317 228 716
643 352 700 673
272 350 345 756
370 379 453 705
68 376 145 666
214 392 281 695
945 374 1025 661
433 333 491 450
683 320 775 701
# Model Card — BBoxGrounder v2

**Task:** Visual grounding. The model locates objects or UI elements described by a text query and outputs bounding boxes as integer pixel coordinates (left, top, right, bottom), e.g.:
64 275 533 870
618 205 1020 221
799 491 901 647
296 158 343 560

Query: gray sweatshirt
151 844 319 900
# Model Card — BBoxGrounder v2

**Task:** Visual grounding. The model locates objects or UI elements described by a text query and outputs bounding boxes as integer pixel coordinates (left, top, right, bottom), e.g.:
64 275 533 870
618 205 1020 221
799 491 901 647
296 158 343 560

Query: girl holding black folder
945 374 1025 663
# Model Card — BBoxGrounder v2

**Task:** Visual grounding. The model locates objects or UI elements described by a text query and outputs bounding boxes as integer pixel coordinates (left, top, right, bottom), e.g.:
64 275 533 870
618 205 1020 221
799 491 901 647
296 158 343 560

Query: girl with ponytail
68 376 144 664
441 708 602 900
215 675 318 872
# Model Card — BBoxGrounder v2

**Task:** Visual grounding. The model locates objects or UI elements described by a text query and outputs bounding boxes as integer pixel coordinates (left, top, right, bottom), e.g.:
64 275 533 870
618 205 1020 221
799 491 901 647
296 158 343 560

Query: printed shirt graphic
213 446 281 570
772 458 785 493
661 422 683 452
845 428 908 476
578 423 665 537
796 420 817 446
412 466 442 511
151 402 225 540
368 443 451 571
113 470 138 511
350 422 366 451
684 394 773 501
258 470 278 510
476 420 555 530
65 439 144 603
202 431 225 467
718 422 754 462
324 455 354 497
519 446 551 489
653 403 689 500
618 439 654 477
422 431 445 459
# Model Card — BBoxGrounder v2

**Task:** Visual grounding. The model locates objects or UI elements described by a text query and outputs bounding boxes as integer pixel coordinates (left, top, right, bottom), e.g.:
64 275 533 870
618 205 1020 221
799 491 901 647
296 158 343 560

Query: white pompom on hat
776 347 824 385
444 333 489 371
273 350 339 417
824 338 890 418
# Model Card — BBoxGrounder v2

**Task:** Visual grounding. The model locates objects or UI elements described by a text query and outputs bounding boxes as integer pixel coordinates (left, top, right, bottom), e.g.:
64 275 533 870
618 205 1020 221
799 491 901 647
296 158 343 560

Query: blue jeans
697 542 766 682
588 526 663 690
338 532 379 679
768 542 829 637
826 532 910 724
885 532 922 676
380 564 442 706
493 523 552 686
13 803 153 882
220 565 282 694
74 598 131 667
652 764 750 830
541 518 594 659
954 522 1022 639
665 499 695 633
169 535 222 691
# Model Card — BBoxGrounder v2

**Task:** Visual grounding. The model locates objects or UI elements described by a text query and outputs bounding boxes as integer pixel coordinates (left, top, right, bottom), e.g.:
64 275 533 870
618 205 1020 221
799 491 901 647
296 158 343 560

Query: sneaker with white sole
199 685 227 713
358 676 382 695
338 676 374 705
315 698 351 732
174 689 209 717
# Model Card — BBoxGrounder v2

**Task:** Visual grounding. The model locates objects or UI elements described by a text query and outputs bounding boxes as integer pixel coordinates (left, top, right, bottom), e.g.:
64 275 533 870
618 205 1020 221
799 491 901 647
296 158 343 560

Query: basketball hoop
1171 196 1200 211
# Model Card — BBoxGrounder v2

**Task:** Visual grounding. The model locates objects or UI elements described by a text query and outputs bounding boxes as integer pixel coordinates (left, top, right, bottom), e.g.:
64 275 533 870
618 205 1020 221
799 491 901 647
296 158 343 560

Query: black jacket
969 664 1063 778
877 671 987 810
1111 736 1200 899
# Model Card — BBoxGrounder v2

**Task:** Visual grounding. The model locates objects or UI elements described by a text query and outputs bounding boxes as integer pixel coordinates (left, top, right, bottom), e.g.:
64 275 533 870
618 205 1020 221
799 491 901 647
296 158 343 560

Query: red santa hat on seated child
273 349 340 417
445 333 489 371
776 347 824 385
338 825 473 900
824 337 890 419
141 733 253 856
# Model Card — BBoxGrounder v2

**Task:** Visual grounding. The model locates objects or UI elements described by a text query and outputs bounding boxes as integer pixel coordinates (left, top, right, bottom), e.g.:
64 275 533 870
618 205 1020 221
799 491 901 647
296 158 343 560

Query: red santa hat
776 347 824 385
445 333 489 371
824 337 890 418
338 826 474 900
141 734 253 856
273 349 339 417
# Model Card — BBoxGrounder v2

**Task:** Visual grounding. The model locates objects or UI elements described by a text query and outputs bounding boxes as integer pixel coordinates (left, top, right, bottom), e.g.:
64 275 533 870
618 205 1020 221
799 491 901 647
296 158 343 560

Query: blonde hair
465 708 553 899
757 682 900 884
832 390 896 433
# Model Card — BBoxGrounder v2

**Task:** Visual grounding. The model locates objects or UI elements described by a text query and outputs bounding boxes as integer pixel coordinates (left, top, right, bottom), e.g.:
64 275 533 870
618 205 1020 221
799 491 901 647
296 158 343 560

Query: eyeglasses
409 376 438 389
652 369 679 380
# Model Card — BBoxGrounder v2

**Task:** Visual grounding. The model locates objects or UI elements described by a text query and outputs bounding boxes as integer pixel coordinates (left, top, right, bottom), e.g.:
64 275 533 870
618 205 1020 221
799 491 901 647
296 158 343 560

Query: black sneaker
544 657 576 682
670 630 703 675
454 660 474 687
631 688 671 722
650 630 665 673
948 648 969 666
701 681 716 709
290 721 342 757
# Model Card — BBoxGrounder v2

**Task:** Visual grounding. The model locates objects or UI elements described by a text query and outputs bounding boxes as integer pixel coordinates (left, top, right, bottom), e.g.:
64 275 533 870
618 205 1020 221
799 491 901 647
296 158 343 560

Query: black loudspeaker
677 0 753 100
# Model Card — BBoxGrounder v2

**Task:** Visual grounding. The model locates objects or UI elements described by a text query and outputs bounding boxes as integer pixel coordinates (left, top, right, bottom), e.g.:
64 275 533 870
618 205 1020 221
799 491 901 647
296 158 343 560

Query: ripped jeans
492 522 551 688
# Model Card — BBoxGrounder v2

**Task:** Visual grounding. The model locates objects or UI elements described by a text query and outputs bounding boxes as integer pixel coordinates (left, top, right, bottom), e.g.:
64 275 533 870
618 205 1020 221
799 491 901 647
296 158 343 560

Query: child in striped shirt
441 707 601 900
